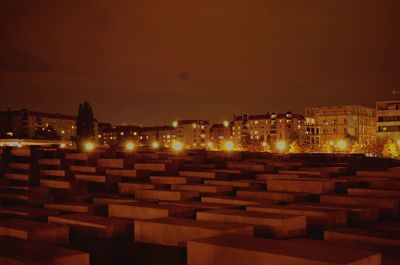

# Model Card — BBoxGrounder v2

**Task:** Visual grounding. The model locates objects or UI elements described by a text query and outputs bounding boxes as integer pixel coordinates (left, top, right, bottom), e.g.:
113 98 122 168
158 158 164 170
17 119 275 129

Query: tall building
174 120 210 149
376 100 400 140
140 126 176 147
305 105 376 147
231 112 305 146
0 109 79 140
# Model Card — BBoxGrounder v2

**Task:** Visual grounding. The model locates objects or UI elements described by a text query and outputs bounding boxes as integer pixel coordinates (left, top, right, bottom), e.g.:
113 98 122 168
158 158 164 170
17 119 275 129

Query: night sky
0 0 399 125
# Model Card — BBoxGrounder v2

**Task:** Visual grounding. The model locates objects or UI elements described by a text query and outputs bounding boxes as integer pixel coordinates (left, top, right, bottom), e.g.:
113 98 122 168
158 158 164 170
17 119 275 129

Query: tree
262 142 272 153
289 140 302 153
365 138 383 156
288 131 300 143
344 132 357 142
321 141 334 153
351 141 365 154
75 102 95 144
382 138 399 158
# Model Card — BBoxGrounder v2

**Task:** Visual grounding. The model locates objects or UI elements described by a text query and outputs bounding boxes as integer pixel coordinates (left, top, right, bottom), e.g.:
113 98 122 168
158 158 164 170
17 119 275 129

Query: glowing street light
172 141 183 152
337 140 347 150
223 120 229 128
125 142 135 151
172 121 178 128
224 141 234 151
84 142 95 152
60 143 66 149
152 141 159 149
276 140 287 152
207 142 213 149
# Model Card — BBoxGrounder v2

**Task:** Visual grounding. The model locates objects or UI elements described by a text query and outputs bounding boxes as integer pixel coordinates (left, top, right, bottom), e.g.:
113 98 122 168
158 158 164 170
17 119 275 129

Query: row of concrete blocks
0 207 398 264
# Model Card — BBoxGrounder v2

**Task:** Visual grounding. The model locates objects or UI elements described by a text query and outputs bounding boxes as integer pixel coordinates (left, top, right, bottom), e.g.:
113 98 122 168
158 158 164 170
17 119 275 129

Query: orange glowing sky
0 0 399 125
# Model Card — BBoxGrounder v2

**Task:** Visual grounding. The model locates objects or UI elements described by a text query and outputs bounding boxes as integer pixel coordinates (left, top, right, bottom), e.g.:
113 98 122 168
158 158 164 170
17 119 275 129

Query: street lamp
224 141 234 151
276 140 287 152
172 141 183 152
84 142 95 152
337 140 347 150
152 141 159 149
125 142 135 151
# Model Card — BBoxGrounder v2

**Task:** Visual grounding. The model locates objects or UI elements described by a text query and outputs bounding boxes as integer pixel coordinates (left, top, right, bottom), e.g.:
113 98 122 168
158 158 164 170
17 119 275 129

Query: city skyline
1 0 399 125
0 100 386 127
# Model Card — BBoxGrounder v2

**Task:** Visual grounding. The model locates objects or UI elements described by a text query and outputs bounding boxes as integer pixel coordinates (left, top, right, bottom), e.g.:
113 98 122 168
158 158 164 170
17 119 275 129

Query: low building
376 100 400 140
210 123 231 146
305 105 376 147
0 109 79 140
231 112 305 146
101 125 140 147
140 126 176 147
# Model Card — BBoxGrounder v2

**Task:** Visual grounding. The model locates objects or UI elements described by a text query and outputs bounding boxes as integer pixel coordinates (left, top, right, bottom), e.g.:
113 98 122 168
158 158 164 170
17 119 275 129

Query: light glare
84 142 95 152
337 140 347 150
152 141 159 149
276 140 287 152
172 141 183 151
126 142 135 151
224 141 234 151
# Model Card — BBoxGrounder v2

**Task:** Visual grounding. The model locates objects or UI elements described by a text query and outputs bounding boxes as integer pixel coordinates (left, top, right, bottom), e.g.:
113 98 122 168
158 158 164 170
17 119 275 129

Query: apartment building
174 120 210 149
0 109 79 140
305 105 376 147
210 123 231 146
231 112 305 145
376 100 400 140
101 125 141 147
140 126 176 147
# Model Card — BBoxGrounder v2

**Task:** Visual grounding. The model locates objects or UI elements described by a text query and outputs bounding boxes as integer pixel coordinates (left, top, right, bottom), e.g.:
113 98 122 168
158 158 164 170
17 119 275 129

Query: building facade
140 126 176 147
210 123 231 146
174 120 210 149
305 105 376 147
101 125 141 147
231 112 305 146
0 109 79 140
376 100 400 140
